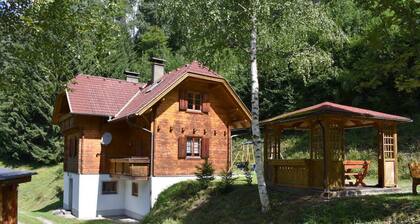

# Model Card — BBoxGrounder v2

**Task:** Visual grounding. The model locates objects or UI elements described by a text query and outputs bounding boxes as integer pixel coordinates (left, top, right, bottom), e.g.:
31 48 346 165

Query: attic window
187 92 202 111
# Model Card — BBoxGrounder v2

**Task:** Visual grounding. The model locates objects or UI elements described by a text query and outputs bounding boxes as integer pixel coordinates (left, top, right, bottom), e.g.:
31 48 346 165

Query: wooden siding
60 78 244 176
62 115 152 174
1 184 18 224
153 83 230 176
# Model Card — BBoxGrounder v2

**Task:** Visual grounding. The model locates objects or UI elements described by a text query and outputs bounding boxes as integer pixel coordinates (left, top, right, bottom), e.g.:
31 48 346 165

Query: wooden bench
343 160 370 187
408 162 420 195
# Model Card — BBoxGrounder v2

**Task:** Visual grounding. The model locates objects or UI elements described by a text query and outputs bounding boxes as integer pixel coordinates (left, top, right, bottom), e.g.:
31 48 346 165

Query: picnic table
343 160 370 187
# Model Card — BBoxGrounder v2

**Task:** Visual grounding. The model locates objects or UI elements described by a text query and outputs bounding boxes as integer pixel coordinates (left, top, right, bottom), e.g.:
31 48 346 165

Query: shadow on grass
144 181 420 224
0 157 58 170
36 185 64 212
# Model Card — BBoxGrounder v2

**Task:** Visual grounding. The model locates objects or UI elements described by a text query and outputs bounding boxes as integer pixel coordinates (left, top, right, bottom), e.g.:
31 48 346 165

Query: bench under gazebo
261 102 412 195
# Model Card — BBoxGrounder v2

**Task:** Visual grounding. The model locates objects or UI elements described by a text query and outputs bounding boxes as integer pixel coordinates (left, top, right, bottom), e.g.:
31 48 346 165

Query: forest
0 0 419 164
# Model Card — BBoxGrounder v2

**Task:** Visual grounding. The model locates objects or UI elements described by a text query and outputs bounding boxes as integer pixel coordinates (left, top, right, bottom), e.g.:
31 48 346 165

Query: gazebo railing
266 159 310 187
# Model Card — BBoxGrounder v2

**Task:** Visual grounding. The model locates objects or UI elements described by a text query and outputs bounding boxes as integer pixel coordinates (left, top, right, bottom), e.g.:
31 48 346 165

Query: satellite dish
101 132 112 146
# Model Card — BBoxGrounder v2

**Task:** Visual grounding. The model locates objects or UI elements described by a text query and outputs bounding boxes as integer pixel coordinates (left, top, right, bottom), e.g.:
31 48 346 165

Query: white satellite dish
101 132 112 146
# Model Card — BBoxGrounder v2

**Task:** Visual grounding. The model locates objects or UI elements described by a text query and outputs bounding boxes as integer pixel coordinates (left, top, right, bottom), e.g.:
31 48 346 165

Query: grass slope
144 179 420 224
0 161 113 224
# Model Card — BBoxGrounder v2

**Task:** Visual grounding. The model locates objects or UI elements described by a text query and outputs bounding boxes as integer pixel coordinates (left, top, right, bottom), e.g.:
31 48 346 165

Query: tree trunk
250 9 270 213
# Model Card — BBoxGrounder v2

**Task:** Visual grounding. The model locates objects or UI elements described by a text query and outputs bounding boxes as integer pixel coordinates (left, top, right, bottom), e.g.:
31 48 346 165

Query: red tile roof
66 75 145 117
65 61 223 119
262 102 412 124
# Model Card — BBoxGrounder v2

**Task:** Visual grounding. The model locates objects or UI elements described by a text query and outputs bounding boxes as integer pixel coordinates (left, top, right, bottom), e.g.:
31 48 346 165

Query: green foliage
0 0 419 164
194 159 215 189
243 161 253 185
217 170 237 194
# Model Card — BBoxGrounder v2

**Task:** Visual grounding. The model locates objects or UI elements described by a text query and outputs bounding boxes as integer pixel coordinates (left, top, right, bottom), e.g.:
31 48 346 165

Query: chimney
124 71 140 83
150 57 166 83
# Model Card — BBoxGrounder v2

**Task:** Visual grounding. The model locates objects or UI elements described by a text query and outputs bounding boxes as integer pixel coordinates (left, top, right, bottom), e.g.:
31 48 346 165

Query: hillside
1 160 419 224
0 161 113 224
143 180 420 224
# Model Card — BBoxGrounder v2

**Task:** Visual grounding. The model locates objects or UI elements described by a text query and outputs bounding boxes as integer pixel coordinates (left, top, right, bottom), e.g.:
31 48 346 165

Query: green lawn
1 161 418 224
143 178 419 224
0 161 114 224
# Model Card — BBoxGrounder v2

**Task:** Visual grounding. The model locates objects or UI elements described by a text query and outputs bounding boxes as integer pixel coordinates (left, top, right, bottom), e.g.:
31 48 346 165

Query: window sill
186 157 202 160
186 109 203 114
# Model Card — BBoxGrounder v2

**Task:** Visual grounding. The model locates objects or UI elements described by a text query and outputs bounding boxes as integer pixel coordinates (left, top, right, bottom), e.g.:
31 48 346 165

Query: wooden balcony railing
108 157 150 178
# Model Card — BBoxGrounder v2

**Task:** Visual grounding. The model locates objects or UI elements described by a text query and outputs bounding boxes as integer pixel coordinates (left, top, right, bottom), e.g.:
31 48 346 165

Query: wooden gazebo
261 102 412 192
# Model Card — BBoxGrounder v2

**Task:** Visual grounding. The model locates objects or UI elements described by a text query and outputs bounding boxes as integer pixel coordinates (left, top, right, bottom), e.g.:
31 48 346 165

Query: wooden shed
0 168 35 224
261 102 412 193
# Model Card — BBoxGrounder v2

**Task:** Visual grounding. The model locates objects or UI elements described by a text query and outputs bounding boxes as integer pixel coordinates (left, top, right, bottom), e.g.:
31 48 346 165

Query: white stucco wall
124 180 151 219
150 176 196 206
63 174 196 219
63 172 80 215
96 175 125 217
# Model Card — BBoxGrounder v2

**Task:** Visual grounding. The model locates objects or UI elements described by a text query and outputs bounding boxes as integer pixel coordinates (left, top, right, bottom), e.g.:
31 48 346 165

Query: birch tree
249 1 270 212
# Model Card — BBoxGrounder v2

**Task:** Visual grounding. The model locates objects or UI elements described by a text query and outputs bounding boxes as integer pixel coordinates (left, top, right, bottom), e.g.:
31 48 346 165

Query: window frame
131 182 139 197
102 181 118 195
186 136 202 158
186 91 202 112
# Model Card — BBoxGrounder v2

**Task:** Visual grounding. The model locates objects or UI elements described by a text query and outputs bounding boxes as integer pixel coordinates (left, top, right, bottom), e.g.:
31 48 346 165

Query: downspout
318 120 329 197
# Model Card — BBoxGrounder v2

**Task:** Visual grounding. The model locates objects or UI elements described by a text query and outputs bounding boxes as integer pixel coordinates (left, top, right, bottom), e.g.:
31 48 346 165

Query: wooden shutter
202 93 210 113
178 136 187 159
179 89 187 111
201 137 209 159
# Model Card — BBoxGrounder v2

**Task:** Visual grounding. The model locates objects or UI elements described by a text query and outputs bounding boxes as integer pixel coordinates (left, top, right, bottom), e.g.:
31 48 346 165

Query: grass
1 150 418 224
0 161 114 224
143 177 420 224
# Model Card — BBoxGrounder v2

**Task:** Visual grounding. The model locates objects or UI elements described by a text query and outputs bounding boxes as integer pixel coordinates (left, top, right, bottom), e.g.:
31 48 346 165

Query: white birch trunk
250 9 270 213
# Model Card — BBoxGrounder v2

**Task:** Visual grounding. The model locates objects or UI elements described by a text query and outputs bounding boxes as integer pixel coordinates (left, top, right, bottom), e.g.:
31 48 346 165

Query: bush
217 170 236 193
243 161 253 185
195 159 214 189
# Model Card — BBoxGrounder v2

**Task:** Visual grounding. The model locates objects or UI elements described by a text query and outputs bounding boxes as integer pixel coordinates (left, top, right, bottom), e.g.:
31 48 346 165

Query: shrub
195 159 214 189
243 161 253 185
217 170 236 193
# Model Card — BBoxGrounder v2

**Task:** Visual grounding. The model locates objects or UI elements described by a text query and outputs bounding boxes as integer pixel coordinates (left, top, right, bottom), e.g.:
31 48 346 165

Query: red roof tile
262 102 412 123
66 74 144 117
65 61 222 119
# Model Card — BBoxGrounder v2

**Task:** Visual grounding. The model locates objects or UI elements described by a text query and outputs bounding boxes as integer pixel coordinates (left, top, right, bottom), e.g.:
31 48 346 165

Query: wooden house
52 58 251 219
0 168 35 224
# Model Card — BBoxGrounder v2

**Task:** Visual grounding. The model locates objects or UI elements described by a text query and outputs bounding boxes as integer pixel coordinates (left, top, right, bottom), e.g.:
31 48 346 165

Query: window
102 181 117 194
132 182 138 196
186 137 201 157
187 92 202 111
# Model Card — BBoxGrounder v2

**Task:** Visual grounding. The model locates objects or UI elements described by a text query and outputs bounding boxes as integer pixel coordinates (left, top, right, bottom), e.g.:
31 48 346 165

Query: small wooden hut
261 102 412 192
0 168 35 224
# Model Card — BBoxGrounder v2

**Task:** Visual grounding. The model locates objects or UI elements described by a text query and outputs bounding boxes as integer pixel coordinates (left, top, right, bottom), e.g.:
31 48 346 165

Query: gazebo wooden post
318 120 329 193
377 123 398 187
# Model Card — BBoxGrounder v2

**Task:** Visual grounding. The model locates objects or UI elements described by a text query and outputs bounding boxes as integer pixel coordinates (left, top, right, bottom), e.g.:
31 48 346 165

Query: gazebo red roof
261 102 412 124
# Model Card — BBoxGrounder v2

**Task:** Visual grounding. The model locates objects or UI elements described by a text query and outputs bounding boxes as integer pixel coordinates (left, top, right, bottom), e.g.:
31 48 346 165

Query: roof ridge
114 89 142 118
76 74 146 86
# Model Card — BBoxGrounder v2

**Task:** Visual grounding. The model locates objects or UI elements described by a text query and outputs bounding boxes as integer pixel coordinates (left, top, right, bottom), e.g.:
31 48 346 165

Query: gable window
186 137 201 157
132 182 138 196
187 92 202 111
102 181 117 194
